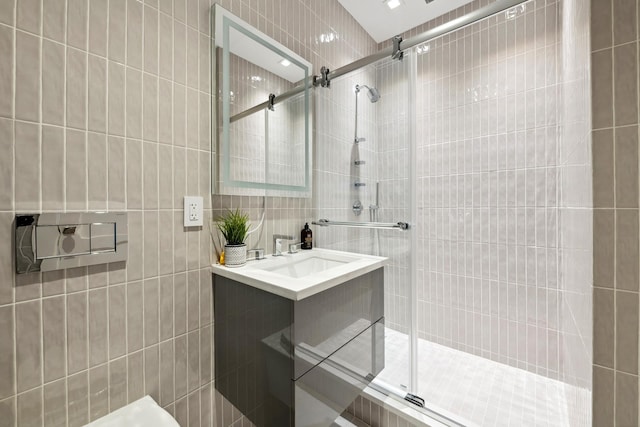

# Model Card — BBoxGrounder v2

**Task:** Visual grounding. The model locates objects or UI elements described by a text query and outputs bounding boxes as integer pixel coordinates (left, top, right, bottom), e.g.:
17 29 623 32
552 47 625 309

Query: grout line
38 6 44 422
11 3 16 425
608 0 618 421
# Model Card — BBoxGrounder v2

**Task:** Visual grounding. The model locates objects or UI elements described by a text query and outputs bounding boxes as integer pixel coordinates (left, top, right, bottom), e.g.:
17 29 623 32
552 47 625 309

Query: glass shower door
313 52 415 397
370 53 415 396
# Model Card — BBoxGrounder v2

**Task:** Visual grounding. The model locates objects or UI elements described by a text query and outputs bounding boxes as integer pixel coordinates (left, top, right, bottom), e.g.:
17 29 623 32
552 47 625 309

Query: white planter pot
224 244 247 267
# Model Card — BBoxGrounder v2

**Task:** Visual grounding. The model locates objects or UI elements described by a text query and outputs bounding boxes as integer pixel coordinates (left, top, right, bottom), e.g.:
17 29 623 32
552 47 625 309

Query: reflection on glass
213 5 312 196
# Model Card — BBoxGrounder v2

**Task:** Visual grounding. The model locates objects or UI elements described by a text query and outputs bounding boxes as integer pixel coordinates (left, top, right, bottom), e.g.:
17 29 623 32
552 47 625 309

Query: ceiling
338 0 475 44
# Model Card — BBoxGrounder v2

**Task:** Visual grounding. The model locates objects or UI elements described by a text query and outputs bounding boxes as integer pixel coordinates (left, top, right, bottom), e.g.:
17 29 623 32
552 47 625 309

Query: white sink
211 248 387 300
262 256 347 278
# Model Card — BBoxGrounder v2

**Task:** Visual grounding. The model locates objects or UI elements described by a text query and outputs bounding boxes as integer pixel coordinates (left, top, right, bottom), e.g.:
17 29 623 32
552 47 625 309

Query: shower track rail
312 219 409 231
228 0 529 123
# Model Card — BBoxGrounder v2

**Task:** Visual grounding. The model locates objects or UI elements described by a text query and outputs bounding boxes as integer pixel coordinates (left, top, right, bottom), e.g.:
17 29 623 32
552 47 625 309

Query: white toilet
85 396 180 427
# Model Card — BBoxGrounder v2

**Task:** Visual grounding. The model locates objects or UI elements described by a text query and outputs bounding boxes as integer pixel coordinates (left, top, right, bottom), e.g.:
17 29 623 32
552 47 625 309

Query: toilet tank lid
84 395 180 427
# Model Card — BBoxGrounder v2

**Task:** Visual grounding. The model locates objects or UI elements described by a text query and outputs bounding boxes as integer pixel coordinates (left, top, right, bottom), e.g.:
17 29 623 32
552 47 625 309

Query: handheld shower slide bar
227 0 528 123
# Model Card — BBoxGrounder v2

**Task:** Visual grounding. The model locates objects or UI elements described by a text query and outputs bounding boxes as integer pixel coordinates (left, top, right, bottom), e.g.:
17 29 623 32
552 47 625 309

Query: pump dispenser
301 223 312 250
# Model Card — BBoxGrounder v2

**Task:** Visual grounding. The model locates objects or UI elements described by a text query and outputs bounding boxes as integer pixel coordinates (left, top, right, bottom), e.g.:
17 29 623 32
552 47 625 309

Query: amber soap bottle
301 223 312 249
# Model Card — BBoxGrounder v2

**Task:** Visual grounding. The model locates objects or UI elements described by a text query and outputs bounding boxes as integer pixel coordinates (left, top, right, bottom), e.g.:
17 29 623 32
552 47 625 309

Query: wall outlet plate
184 196 203 227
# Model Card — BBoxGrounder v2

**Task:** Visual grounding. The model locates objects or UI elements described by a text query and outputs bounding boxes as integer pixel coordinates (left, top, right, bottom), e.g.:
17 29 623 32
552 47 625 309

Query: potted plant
216 209 250 267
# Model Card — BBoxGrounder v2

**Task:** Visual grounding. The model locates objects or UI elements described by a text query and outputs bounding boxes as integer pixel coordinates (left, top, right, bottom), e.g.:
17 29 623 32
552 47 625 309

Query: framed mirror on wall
211 5 313 197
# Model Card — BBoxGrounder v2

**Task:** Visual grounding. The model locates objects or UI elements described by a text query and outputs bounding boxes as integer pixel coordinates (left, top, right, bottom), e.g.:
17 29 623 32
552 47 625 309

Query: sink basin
262 256 347 278
211 248 387 300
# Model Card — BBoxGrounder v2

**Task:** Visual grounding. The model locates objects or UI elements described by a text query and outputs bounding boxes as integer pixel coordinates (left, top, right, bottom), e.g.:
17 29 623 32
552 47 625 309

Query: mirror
212 5 312 197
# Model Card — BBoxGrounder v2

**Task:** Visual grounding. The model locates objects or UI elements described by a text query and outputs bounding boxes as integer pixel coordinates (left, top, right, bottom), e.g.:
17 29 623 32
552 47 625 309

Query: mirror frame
211 5 312 195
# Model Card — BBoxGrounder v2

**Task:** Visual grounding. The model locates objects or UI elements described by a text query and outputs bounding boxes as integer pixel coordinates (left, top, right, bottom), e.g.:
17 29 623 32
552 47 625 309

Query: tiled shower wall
351 0 593 425
415 0 565 378
373 58 412 335
591 0 640 425
0 1 378 427
0 0 215 426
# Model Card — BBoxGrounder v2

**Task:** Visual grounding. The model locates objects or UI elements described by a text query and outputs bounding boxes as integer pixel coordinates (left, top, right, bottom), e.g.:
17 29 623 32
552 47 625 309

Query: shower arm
228 0 528 124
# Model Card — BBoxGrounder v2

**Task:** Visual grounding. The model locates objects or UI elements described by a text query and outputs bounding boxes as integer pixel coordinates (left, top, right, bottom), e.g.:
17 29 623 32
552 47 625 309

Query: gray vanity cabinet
213 268 385 427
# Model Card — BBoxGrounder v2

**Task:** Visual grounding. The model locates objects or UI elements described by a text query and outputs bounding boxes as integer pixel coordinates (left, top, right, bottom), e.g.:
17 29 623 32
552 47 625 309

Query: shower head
367 86 381 103
355 84 381 103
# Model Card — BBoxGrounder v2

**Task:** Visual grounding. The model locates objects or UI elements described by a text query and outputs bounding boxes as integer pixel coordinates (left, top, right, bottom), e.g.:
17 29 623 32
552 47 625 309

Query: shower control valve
353 200 363 216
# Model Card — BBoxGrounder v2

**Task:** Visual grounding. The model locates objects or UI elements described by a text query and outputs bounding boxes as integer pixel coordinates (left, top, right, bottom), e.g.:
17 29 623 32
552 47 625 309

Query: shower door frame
408 49 418 394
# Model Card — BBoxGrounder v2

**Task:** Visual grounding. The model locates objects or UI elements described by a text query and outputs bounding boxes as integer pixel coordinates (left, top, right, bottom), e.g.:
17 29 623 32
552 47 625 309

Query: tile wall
415 0 564 378
590 0 640 425
0 0 378 426
0 0 215 426
373 57 412 335
1 0 621 425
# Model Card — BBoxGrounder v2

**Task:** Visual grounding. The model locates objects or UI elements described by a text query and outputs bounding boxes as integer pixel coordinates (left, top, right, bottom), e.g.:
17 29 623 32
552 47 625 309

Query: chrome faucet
272 234 294 256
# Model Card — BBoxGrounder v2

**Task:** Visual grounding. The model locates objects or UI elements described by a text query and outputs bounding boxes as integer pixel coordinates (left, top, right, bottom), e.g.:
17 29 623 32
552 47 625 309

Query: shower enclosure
314 0 592 425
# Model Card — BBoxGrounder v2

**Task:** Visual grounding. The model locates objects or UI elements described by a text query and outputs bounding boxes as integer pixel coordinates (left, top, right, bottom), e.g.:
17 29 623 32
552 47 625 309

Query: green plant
216 209 250 246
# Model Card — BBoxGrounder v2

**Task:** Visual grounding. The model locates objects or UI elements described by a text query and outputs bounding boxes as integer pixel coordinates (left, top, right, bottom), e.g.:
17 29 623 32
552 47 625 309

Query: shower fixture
355 84 381 103
369 182 380 222
352 84 379 216
354 84 380 144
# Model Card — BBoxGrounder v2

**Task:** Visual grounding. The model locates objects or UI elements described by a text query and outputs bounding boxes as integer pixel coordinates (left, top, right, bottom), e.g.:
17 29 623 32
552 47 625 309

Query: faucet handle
288 242 303 254
247 248 265 260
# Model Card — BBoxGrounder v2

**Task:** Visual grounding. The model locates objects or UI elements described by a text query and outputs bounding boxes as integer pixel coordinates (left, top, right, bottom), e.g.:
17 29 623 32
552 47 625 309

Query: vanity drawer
293 268 384 379
294 319 385 427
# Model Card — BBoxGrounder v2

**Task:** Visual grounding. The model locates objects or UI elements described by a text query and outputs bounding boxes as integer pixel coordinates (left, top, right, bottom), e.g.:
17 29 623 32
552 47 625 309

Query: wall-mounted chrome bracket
392 35 404 61
15 212 128 274
313 66 331 88
267 93 276 111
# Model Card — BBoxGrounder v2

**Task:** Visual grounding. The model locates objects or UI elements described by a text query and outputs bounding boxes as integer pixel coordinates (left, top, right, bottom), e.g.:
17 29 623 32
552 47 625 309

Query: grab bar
312 219 409 231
